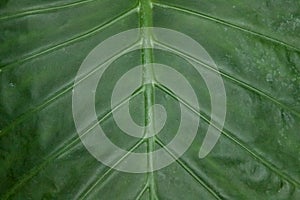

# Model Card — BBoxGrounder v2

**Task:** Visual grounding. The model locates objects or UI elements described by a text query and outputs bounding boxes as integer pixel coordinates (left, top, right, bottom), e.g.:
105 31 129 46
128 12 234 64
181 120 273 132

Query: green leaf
1 0 300 199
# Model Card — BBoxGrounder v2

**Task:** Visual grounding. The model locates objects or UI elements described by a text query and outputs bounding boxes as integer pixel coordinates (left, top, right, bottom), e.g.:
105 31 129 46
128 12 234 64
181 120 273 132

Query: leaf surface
0 0 300 199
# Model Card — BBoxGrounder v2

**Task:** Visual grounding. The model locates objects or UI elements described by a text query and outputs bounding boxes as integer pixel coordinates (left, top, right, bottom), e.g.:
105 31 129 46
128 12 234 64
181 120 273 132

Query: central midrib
139 0 158 199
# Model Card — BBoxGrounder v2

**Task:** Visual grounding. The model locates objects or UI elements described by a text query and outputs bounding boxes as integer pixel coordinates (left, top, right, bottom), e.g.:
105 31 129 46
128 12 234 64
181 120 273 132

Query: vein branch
154 40 300 118
155 138 222 200
1 89 143 200
0 0 97 20
156 83 300 188
0 6 137 72
153 2 300 53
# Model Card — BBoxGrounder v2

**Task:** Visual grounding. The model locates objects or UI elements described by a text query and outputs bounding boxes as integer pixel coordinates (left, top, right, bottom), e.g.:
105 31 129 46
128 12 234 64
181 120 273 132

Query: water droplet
266 73 273 82
9 82 15 87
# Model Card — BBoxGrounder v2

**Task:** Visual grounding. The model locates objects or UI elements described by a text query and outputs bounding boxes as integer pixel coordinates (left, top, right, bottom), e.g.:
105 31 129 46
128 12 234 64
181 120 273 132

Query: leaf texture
0 0 300 199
